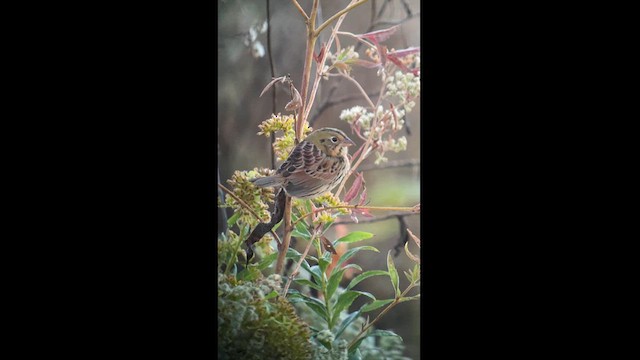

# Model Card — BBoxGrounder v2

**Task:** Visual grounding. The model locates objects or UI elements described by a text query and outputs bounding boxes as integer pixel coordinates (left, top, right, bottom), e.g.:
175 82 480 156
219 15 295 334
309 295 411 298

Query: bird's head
306 127 356 157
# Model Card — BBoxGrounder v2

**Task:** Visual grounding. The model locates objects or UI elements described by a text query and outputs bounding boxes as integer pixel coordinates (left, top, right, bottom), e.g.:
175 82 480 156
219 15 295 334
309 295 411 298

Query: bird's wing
277 141 344 195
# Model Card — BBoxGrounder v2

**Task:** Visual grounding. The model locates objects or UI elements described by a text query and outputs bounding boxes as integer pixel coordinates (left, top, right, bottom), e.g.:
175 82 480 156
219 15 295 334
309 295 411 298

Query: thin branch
275 196 293 274
217 183 282 245
291 0 309 20
314 0 370 37
348 281 418 349
333 210 418 225
359 158 419 172
267 0 277 169
291 204 419 229
310 91 380 125
217 165 228 234
282 235 315 295
340 73 376 110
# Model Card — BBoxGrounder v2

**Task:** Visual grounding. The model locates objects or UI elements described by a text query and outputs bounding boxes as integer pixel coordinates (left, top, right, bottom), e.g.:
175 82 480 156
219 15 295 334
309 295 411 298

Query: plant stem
314 0 370 37
282 234 315 295
217 183 282 245
291 204 419 229
275 196 293 274
348 282 417 349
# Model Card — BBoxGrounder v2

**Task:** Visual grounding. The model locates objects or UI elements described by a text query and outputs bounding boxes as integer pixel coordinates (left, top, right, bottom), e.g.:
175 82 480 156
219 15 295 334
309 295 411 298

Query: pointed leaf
356 25 399 44
333 291 373 320
335 246 379 270
326 268 345 301
335 309 362 339
343 172 365 203
335 231 374 244
294 278 322 292
387 46 420 58
387 250 400 296
404 241 420 264
367 329 403 339
347 270 388 290
407 228 421 248
259 75 287 98
361 298 394 313
285 86 302 111
399 293 421 303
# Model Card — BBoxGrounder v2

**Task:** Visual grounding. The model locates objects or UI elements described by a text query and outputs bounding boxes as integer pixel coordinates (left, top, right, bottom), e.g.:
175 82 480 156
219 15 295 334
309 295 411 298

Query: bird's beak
343 137 356 147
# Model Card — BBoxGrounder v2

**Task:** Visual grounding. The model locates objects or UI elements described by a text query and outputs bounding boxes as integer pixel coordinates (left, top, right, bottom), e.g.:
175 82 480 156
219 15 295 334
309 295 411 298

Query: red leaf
343 172 365 203
387 54 413 73
387 46 420 58
357 187 367 206
356 26 399 44
345 59 381 69
314 43 326 64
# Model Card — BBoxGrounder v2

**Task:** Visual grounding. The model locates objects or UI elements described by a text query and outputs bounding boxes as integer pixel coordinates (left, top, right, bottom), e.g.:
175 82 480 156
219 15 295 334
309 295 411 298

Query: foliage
218 1 421 359
218 273 313 360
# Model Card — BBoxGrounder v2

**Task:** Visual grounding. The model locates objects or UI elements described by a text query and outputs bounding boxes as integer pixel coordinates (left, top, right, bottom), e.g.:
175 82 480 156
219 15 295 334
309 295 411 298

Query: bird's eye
331 137 338 143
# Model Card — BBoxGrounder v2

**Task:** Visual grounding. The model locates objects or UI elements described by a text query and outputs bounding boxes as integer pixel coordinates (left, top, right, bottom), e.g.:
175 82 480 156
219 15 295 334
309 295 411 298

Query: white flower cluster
243 20 268 58
339 106 370 126
386 71 420 99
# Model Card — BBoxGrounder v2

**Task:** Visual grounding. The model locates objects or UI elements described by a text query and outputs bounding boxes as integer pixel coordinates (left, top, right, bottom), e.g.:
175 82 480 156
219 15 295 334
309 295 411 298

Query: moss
218 274 313 360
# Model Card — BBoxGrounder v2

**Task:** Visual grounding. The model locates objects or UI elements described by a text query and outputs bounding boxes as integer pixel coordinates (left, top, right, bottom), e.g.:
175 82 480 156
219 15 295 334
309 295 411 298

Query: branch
314 0 370 37
217 183 282 245
359 159 420 172
333 210 418 225
266 0 277 169
292 204 420 229
282 234 315 295
291 0 309 20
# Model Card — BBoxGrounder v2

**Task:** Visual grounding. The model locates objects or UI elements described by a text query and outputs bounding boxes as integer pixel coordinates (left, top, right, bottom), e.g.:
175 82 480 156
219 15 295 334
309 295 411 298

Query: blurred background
218 0 420 358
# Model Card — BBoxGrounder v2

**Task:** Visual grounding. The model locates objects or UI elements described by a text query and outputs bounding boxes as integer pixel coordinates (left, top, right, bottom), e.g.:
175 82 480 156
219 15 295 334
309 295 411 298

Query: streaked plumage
252 127 355 199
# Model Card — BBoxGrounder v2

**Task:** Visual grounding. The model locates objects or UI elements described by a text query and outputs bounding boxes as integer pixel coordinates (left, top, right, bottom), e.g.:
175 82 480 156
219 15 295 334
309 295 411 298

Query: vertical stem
266 0 277 169
275 196 293 274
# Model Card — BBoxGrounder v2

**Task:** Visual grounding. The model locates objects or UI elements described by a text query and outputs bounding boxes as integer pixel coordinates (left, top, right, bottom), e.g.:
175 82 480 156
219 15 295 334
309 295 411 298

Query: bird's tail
251 175 282 188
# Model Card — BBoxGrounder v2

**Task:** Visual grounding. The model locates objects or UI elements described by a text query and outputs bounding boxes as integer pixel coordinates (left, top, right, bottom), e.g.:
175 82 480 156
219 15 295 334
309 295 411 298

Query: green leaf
367 329 403 339
264 290 278 300
335 246 379 271
334 309 362 339
333 291 374 322
306 265 323 285
226 211 241 227
335 231 374 244
387 250 400 296
348 338 366 356
294 278 322 292
292 213 312 239
318 250 332 274
326 268 346 301
361 299 394 313
348 348 363 360
288 291 329 322
399 293 421 303
255 252 278 270
347 270 388 290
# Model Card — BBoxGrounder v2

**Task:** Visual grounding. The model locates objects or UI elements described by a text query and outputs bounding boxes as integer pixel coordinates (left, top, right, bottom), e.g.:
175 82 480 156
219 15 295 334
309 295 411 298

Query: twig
217 183 282 245
340 73 376 110
266 0 277 169
282 235 315 295
314 0 370 37
275 196 293 274
348 281 418 349
291 204 419 229
310 91 381 125
291 0 309 20
333 210 418 225
359 158 419 172
217 161 228 235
